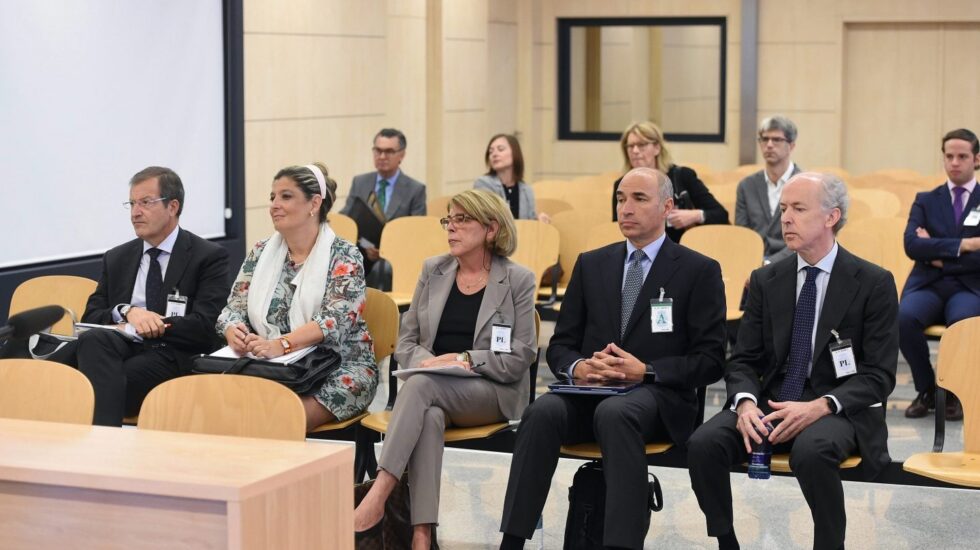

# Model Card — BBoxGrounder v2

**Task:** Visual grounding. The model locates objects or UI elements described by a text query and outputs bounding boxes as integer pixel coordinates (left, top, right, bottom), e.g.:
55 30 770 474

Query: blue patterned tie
621 249 647 338
778 266 821 401
145 248 165 315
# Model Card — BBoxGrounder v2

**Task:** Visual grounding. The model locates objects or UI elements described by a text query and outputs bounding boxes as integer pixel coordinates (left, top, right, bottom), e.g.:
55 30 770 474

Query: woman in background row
475 133 551 223
216 163 377 431
612 121 729 242
354 189 537 549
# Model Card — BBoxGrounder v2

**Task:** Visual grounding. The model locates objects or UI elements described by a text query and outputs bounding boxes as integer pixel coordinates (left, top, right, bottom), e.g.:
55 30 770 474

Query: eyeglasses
122 197 169 210
626 141 656 151
758 136 789 145
439 214 477 230
372 147 403 157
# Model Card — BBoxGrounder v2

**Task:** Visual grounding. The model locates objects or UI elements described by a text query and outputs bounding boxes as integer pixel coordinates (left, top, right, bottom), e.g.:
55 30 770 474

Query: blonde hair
619 121 674 173
448 189 518 257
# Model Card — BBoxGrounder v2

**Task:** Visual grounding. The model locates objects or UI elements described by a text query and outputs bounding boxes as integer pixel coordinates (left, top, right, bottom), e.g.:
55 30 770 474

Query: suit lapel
753 176 773 225
473 259 509 343
935 185 958 236
161 229 190 297
813 248 859 362
769 257 797 366
600 242 628 340
387 174 411 217
623 239 681 339
425 257 456 344
120 239 144 303
958 185 980 234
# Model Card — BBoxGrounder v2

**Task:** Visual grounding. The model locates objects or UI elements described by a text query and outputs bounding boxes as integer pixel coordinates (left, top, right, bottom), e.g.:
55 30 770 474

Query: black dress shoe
905 390 936 418
946 393 964 421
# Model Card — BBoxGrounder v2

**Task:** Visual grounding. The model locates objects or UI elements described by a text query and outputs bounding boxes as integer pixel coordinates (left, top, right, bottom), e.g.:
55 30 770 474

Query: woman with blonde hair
354 189 538 549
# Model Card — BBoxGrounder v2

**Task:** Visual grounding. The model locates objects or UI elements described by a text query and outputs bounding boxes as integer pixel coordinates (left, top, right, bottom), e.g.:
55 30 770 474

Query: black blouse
502 183 521 220
432 281 485 356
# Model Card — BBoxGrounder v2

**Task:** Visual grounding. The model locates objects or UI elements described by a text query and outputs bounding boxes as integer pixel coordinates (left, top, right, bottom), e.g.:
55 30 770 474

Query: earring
309 211 315 217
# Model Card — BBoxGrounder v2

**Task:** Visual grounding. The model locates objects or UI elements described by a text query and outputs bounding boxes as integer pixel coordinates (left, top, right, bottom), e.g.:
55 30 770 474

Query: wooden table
0 418 353 549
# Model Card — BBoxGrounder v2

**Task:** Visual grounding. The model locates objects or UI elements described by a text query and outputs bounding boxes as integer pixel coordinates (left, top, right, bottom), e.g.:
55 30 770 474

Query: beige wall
241 0 980 242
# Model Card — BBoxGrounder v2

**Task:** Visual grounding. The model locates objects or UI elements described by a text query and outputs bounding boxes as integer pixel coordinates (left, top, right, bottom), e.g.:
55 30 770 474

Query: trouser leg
898 288 944 393
687 409 748 537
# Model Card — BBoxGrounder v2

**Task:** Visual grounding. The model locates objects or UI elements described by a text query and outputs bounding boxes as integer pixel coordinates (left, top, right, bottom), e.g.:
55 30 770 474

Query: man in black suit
687 172 898 550
499 167 727 550
70 166 229 426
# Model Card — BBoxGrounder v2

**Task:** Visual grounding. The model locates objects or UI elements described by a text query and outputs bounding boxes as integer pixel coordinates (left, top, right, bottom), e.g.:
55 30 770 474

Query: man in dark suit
67 166 229 426
687 172 898 550
899 128 980 420
340 128 426 279
736 115 803 263
499 167 727 550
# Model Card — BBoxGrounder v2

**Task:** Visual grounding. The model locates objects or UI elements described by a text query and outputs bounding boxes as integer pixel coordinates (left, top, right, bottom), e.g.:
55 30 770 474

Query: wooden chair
427 195 451 216
585 222 625 252
380 216 447 306
847 197 875 221
535 198 574 217
329 212 359 244
0 359 94 425
9 275 97 336
359 311 542 480
685 162 715 176
850 188 903 218
903 317 980 487
837 217 912 299
869 168 921 183
543 209 612 300
137 374 306 441
308 288 400 435
531 180 574 200
810 166 852 181
706 183 738 207
511 220 560 297
682 225 765 321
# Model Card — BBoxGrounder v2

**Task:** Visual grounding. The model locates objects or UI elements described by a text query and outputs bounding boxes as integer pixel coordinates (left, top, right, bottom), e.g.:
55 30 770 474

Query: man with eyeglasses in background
736 116 803 263
50 166 229 426
341 128 427 285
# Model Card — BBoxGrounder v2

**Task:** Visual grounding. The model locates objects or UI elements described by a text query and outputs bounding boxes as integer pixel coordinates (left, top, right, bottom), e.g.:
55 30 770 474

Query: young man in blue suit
900 128 980 420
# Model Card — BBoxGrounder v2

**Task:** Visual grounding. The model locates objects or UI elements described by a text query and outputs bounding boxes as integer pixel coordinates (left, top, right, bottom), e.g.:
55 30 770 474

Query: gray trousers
377 373 505 525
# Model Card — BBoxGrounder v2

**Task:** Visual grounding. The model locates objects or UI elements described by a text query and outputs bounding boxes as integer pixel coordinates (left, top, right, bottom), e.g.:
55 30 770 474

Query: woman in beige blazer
354 189 538 549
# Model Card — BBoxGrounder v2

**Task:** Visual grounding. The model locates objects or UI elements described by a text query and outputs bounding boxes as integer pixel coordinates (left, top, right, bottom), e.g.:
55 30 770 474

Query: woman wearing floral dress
216 163 377 430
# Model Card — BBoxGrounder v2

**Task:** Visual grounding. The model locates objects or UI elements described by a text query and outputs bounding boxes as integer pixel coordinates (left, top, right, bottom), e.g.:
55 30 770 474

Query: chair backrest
0 359 94 424
936 317 980 453
535 198 574 217
10 275 97 336
551 209 615 286
363 287 399 363
850 188 902 218
682 225 765 315
810 166 852 180
706 183 738 206
380 216 447 295
585 221 625 251
137 374 306 441
427 195 451 216
837 217 911 298
511 220 560 295
329 213 359 244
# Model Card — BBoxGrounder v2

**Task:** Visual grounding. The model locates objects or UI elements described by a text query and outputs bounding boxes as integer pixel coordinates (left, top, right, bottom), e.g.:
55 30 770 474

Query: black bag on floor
562 460 663 550
354 474 439 550
191 344 341 394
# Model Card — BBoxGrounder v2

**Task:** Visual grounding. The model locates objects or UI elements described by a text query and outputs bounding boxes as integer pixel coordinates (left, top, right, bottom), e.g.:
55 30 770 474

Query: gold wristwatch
279 336 293 355
456 351 471 364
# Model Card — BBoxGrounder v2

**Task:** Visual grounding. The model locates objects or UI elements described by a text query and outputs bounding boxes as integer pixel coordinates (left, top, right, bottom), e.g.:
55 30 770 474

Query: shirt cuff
730 392 757 412
111 304 127 323
566 359 584 380
699 210 706 224
824 395 843 415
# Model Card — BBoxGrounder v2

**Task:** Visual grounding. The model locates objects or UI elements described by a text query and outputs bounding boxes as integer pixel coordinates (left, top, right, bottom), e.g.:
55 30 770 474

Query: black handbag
191 345 341 394
353 474 439 550
563 460 663 550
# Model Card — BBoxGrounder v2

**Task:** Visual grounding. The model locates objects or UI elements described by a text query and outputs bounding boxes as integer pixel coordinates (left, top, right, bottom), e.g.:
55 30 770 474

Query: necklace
458 271 488 291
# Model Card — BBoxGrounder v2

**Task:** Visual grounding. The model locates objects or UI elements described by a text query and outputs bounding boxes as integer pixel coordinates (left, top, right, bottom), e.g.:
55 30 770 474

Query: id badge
166 290 188 317
829 338 857 378
650 290 673 333
964 208 980 227
491 324 512 353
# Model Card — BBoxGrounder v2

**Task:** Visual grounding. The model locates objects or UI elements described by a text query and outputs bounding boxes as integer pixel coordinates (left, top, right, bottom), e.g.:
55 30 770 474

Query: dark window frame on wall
557 16 728 143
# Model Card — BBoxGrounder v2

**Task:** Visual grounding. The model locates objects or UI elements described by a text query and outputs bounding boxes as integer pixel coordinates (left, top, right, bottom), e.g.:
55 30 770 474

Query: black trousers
54 329 185 426
500 387 667 550
687 402 857 550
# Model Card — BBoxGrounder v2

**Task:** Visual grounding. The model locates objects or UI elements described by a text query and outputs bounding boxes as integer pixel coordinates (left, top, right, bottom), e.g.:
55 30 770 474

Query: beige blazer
395 254 538 420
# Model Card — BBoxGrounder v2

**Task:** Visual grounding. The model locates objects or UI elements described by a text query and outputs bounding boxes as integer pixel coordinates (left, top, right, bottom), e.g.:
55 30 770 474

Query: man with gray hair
687 172 898 550
736 115 802 262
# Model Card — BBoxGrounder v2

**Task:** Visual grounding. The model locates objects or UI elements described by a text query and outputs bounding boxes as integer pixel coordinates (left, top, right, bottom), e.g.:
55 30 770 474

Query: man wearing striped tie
687 173 899 550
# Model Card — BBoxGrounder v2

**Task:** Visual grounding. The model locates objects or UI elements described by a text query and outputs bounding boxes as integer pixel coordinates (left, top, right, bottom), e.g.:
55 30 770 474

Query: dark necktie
378 179 389 213
145 248 165 315
620 249 647 338
778 266 821 401
952 186 967 225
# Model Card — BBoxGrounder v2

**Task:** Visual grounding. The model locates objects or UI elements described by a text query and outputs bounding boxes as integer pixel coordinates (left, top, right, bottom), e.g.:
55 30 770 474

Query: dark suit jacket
903 183 980 296
547 238 727 445
725 247 898 478
341 171 427 221
735 165 803 262
82 228 230 363
612 165 730 243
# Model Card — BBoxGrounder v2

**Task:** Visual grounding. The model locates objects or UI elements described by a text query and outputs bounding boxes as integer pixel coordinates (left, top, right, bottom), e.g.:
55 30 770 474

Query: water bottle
530 515 544 549
747 418 774 479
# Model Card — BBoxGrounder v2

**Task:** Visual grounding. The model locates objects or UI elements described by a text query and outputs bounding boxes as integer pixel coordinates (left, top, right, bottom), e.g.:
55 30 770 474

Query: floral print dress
216 237 378 421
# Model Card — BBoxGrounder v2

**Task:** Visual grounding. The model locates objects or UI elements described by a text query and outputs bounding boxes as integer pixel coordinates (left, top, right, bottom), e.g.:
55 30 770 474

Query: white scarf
247 223 336 338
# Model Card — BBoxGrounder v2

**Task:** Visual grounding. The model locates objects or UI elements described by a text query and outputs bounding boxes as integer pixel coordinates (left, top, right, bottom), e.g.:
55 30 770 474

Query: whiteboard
0 0 227 269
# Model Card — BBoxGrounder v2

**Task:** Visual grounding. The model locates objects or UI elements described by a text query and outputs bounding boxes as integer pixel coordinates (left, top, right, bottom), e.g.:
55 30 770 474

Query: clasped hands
418 353 470 370
572 343 645 382
735 397 832 452
224 323 286 359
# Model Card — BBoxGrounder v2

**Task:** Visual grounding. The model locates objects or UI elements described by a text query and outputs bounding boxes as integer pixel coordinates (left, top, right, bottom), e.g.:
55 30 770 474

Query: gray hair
790 172 849 234
622 167 673 204
759 115 798 143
